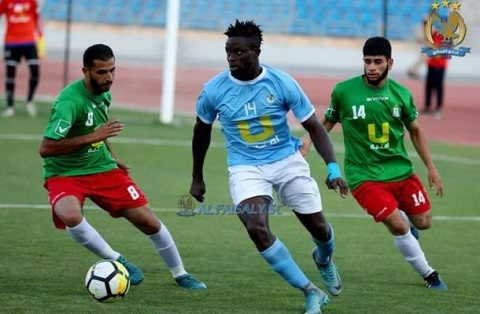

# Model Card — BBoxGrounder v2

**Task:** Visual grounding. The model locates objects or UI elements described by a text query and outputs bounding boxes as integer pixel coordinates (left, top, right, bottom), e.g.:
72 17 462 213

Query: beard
364 67 389 86
90 77 112 94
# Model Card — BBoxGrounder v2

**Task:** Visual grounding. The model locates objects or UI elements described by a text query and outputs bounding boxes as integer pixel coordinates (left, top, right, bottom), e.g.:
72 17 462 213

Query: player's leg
396 174 447 290
275 153 341 296
230 163 328 312
121 205 206 290
24 45 39 117
352 179 446 290
45 176 124 265
93 169 205 289
2 47 19 117
423 66 434 113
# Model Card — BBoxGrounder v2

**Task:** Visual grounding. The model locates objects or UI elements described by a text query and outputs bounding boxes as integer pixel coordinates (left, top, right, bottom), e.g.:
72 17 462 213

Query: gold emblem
177 194 196 217
422 1 470 58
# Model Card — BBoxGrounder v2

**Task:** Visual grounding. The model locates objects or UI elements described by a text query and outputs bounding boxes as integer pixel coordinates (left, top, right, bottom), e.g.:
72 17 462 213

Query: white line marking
1 133 479 165
1 204 479 222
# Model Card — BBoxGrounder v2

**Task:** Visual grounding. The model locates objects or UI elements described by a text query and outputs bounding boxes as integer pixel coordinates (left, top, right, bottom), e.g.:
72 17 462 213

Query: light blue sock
313 223 335 264
260 238 310 289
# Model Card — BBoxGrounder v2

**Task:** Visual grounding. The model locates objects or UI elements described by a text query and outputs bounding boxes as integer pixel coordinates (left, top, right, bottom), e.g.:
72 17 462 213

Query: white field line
1 203 480 222
1 133 479 165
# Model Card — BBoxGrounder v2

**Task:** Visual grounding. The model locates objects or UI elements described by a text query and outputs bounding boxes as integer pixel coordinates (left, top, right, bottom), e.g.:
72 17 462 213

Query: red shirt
0 0 42 46
427 31 448 69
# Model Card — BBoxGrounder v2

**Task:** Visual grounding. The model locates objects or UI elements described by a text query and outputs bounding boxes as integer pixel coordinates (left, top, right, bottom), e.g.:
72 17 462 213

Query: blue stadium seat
39 0 432 40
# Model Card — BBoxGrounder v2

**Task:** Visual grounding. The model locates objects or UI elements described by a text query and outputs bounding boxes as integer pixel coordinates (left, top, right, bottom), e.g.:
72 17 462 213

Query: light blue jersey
196 65 315 166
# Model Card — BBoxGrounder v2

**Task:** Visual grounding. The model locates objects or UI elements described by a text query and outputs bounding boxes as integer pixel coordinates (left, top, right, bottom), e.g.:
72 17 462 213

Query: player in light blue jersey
189 20 348 314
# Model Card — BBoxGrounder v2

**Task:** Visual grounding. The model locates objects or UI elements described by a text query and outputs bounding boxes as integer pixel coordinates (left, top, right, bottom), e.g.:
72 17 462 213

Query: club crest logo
177 194 196 217
422 1 470 58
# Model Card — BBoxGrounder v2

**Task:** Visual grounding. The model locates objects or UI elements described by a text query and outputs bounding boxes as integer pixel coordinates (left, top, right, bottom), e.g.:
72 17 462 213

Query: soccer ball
85 260 130 302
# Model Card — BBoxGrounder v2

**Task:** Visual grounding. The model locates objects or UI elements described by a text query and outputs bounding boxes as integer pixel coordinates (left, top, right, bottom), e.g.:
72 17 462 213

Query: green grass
0 102 479 313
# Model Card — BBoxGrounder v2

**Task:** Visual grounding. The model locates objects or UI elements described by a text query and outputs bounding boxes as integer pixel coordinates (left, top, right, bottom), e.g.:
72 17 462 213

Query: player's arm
105 139 130 171
299 115 336 157
301 114 348 198
407 119 444 197
39 119 123 158
190 117 212 202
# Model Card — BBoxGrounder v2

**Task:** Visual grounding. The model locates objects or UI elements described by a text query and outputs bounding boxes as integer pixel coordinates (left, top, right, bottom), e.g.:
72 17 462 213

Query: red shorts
351 174 430 222
44 169 148 229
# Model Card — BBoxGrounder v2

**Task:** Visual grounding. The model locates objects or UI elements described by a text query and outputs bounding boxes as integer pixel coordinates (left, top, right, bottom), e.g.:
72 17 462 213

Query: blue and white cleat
312 248 342 296
304 288 330 314
116 255 144 285
424 271 447 291
175 273 207 290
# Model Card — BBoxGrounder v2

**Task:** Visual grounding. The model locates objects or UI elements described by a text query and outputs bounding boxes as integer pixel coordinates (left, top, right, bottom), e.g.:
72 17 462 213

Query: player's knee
411 212 432 230
245 223 273 248
136 215 161 235
311 221 331 242
55 209 83 227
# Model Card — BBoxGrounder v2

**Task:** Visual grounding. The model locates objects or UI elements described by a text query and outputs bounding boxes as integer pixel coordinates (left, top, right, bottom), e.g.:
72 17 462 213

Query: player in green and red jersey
301 37 447 290
39 44 206 291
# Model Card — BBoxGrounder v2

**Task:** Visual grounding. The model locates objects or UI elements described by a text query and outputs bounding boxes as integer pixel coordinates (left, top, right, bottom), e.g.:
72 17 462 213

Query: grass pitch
0 103 479 313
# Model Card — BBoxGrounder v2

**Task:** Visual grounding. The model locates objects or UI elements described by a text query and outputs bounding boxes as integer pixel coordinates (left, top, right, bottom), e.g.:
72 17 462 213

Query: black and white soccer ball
85 260 130 302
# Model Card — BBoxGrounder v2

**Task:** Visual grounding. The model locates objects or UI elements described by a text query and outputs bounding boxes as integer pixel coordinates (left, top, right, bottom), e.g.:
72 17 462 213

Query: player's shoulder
334 75 363 90
262 64 294 80
386 78 412 95
205 70 230 86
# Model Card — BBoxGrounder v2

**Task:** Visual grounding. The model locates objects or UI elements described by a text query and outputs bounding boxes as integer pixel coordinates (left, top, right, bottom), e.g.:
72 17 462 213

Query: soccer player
0 0 43 117
39 44 206 291
300 37 447 291
189 20 348 314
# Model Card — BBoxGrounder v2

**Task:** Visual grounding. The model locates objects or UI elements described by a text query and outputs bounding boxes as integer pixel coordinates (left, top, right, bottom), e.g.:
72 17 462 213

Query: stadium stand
40 0 432 40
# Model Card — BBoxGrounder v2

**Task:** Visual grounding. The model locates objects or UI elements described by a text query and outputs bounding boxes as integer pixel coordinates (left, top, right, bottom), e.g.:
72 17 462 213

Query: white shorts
228 152 323 214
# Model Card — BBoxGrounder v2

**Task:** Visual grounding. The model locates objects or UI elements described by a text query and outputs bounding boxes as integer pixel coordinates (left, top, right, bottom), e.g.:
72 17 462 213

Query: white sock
400 210 414 228
394 231 434 277
66 218 120 260
149 223 187 278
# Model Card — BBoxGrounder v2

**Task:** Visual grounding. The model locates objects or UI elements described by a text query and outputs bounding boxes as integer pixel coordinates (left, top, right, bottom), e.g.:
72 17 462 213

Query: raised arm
189 117 213 202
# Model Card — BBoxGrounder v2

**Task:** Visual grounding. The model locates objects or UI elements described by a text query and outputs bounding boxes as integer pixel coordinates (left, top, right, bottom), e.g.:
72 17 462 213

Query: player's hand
325 176 349 198
190 178 206 202
428 168 444 197
94 120 124 142
299 134 312 158
115 159 130 172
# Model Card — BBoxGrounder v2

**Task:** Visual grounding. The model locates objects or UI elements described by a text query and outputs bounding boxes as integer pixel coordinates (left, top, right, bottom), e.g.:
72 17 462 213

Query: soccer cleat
410 227 420 240
1 107 15 117
25 102 37 117
312 248 342 296
175 273 207 290
116 255 144 285
304 288 330 314
424 271 447 291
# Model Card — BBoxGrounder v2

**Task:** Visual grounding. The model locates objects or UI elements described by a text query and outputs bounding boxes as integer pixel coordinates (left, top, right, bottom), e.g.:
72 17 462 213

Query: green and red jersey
42 80 117 180
325 75 418 190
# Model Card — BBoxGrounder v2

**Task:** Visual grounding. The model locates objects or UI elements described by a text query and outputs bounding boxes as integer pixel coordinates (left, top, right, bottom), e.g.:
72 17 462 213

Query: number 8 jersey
325 75 419 190
196 64 315 166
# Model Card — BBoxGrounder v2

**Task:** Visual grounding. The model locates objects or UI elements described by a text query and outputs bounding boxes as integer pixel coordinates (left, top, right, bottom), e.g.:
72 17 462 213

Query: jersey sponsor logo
366 96 389 101
422 1 470 58
54 119 71 137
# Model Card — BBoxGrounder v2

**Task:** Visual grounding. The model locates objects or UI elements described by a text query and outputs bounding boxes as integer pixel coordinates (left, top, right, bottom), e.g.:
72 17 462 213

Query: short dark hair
224 19 263 48
83 44 115 68
363 37 392 59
